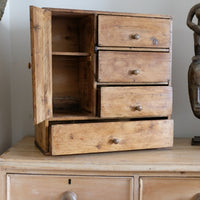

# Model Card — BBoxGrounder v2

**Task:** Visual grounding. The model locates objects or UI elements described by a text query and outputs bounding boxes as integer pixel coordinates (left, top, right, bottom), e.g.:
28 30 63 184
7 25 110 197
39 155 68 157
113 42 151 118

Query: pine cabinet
30 6 173 155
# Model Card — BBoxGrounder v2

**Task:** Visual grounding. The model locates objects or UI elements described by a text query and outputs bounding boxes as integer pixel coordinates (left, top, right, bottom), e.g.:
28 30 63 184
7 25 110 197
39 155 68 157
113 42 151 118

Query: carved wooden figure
187 3 200 119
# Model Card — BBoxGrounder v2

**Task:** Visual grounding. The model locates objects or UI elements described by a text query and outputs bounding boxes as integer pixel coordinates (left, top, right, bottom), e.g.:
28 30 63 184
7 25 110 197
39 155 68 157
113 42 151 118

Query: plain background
0 0 200 154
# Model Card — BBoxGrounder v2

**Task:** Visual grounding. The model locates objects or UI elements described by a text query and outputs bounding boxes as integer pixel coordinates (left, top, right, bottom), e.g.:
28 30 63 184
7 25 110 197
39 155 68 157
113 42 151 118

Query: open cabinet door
30 6 52 124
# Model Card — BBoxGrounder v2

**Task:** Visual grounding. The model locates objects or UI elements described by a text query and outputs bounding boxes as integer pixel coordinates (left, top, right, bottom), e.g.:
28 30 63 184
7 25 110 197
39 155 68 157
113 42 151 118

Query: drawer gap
49 116 168 125
96 83 169 87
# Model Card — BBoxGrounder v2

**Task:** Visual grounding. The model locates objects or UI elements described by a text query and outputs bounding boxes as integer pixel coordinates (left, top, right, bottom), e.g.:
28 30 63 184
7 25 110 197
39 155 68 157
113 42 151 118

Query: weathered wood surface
140 177 200 200
35 121 49 153
79 15 96 115
50 120 173 155
30 6 52 124
98 15 172 48
8 174 132 200
99 86 172 118
2 137 200 172
98 51 171 83
45 7 172 19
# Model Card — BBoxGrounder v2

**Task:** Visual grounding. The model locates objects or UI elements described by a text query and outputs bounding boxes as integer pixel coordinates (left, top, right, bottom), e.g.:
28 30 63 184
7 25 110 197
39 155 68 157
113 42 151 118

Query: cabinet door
30 6 53 124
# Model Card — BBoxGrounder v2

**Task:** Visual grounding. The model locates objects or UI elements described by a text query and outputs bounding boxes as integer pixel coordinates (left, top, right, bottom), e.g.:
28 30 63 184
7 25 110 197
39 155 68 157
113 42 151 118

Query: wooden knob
61 191 77 200
130 69 140 75
131 33 140 40
135 105 143 111
193 193 200 200
112 138 119 144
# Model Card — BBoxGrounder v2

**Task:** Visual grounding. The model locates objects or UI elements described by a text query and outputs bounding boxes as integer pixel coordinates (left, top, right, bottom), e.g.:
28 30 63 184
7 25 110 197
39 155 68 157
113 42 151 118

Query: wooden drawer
99 86 172 118
98 15 171 48
7 174 133 200
98 51 171 83
140 177 200 200
50 119 173 155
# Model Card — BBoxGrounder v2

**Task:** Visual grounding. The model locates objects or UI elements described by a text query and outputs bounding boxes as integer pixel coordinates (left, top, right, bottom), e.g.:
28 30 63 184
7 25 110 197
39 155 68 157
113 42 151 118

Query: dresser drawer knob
61 191 77 200
130 69 140 75
112 138 119 144
131 33 140 40
135 105 143 111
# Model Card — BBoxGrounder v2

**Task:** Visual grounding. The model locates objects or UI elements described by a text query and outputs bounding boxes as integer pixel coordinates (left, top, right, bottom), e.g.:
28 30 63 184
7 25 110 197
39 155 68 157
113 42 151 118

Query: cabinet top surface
0 137 199 172
42 6 172 19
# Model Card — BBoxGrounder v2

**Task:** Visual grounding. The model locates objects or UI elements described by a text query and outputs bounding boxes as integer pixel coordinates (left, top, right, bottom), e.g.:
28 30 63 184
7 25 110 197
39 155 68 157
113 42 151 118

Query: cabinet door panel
7 174 133 200
140 177 200 200
30 6 53 124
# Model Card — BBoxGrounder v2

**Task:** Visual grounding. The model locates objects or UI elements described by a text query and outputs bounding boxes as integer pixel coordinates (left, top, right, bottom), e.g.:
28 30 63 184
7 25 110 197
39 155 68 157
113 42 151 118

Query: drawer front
50 120 173 155
140 177 200 200
7 174 133 200
99 86 172 118
98 51 171 83
98 15 171 48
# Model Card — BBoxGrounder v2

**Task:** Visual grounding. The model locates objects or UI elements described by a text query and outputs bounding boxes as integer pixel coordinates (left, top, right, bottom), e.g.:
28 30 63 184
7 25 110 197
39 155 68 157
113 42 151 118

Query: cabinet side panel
79 15 96 115
30 6 53 124
35 121 49 153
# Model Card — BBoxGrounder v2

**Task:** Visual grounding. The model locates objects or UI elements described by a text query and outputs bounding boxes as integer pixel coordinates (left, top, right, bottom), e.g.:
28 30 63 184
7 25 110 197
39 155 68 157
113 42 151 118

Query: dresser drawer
50 119 173 155
99 86 172 118
7 174 133 200
98 51 171 83
98 15 171 48
140 177 200 200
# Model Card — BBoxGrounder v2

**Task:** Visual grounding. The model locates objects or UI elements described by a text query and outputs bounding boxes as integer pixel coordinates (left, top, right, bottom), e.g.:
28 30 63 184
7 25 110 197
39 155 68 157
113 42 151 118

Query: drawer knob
131 33 140 40
61 191 77 200
135 105 143 111
130 69 140 75
112 138 119 144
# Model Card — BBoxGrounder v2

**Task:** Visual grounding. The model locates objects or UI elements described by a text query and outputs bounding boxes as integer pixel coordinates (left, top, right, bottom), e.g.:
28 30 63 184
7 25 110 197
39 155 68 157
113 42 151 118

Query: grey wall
1 0 200 150
0 1 11 154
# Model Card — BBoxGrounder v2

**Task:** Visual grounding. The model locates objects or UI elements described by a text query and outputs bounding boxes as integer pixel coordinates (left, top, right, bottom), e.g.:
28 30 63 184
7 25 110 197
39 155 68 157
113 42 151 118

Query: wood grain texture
35 121 49 153
52 52 90 56
140 177 200 200
46 7 172 19
7 174 133 200
30 6 52 124
98 15 172 48
98 51 171 83
50 120 173 155
79 15 96 115
52 56 80 112
52 16 80 52
99 86 172 118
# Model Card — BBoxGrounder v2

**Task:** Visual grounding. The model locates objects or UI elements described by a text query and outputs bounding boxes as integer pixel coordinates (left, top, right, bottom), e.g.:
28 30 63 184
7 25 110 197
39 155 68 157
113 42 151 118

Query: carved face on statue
188 57 200 118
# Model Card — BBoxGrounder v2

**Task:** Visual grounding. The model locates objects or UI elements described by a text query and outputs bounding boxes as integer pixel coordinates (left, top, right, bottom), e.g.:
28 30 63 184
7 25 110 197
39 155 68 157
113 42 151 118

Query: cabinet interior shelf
52 52 90 57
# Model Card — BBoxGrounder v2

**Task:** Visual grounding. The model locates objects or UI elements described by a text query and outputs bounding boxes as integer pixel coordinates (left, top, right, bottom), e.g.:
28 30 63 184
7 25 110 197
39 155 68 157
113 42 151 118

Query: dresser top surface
0 137 200 172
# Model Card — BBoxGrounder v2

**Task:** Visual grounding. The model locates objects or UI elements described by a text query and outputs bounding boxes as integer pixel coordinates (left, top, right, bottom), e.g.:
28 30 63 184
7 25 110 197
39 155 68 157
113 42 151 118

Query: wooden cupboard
30 6 173 155
1 137 200 200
